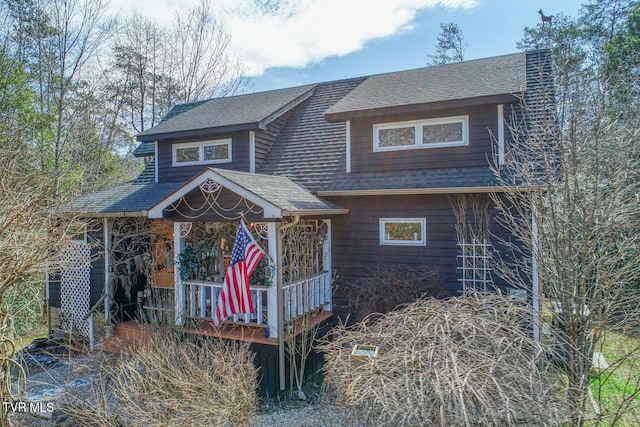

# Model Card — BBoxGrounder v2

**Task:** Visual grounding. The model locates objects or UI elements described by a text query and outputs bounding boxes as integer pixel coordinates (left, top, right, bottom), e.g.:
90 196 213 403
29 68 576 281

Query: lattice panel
457 238 493 295
60 242 92 336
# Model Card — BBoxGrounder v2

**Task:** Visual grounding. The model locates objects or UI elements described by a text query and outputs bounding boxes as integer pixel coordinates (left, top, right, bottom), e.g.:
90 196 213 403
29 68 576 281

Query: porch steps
97 321 154 353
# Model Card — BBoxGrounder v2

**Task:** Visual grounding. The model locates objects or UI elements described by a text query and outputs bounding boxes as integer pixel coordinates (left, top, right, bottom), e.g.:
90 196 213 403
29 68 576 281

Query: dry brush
321 294 566 426
62 335 258 427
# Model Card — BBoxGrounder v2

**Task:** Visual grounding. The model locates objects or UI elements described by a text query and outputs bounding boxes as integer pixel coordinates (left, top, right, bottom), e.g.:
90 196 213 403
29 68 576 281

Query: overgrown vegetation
321 294 566 426
342 266 444 323
62 334 258 427
0 278 46 337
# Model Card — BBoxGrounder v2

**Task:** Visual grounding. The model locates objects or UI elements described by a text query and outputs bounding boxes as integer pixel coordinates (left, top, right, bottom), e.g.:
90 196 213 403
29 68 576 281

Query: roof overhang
137 123 260 143
317 186 510 197
148 169 348 219
324 93 521 123
136 85 317 143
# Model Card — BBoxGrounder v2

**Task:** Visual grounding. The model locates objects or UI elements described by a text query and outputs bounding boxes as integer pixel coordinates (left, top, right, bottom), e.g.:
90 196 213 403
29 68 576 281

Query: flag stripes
212 221 265 327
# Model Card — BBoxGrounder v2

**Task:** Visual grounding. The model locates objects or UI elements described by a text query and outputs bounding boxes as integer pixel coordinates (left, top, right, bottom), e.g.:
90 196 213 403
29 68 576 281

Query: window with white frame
172 139 232 166
380 218 426 246
373 116 468 151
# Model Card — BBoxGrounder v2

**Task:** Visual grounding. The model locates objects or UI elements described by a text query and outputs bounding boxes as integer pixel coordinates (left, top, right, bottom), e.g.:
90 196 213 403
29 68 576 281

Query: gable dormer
136 84 317 182
324 52 527 174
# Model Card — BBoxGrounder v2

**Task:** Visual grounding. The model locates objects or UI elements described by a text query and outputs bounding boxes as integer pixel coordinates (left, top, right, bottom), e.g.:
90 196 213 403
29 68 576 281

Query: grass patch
591 331 640 426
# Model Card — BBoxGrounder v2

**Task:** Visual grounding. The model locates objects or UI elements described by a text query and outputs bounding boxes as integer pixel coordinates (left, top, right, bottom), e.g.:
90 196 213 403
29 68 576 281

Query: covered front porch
104 168 346 344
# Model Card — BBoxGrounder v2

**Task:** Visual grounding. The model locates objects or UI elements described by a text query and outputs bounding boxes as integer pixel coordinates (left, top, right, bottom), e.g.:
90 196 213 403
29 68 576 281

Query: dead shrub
321 294 566 426
342 265 444 322
63 334 257 426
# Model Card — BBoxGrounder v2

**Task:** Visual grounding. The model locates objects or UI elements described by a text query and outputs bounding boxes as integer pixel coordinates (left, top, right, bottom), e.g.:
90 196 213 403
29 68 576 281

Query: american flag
212 221 265 327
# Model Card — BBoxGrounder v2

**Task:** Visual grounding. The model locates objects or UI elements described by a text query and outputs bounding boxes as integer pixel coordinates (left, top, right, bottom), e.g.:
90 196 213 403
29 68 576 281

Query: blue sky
249 0 584 92
111 0 585 93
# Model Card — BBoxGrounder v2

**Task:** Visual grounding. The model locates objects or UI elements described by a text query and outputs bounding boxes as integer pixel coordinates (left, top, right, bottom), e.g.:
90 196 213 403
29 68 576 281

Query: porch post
104 218 112 327
322 219 332 311
174 222 185 325
266 222 279 338
531 207 540 345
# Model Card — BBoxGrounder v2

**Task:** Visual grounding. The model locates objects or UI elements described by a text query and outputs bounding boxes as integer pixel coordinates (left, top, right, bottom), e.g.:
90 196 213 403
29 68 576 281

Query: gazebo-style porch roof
98 168 347 343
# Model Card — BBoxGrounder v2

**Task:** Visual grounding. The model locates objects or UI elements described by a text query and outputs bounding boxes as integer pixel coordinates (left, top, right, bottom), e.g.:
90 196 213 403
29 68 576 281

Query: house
49 50 552 394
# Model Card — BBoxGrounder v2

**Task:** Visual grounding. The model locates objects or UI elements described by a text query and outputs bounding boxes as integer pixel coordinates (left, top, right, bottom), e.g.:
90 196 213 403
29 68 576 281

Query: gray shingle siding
255 111 290 171
258 77 367 192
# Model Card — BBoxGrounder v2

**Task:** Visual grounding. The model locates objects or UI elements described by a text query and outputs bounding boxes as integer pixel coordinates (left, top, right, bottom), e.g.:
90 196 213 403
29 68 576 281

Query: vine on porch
281 220 326 284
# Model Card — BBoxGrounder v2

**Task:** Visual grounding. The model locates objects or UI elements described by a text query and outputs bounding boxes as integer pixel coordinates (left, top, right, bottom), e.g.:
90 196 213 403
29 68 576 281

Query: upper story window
172 139 232 166
373 116 469 152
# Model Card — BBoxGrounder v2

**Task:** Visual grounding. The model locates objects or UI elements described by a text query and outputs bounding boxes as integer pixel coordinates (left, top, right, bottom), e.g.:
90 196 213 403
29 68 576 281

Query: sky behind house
108 0 585 92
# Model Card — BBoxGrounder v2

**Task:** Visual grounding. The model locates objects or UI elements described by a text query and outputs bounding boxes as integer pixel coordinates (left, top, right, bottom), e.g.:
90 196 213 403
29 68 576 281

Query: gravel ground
9 348 351 427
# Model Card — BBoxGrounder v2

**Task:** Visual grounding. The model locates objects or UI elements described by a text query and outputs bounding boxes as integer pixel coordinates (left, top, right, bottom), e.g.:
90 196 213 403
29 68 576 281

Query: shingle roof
258 77 367 192
74 50 550 216
68 181 183 215
132 142 155 157
58 160 182 216
211 168 345 214
137 84 317 141
320 167 502 193
325 52 526 119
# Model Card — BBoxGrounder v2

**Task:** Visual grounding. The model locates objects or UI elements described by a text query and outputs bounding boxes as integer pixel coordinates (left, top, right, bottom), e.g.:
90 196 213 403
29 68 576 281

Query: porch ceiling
147 168 348 219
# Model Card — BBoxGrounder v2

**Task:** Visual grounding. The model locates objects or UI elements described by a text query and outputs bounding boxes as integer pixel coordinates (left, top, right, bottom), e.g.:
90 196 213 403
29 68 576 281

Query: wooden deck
106 310 333 348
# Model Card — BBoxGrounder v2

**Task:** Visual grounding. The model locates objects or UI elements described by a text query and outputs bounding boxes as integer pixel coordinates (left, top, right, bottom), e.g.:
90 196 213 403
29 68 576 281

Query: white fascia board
147 169 282 219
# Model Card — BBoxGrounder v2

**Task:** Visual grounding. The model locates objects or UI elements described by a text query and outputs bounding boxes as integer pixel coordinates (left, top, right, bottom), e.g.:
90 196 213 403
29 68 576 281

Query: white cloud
108 0 477 76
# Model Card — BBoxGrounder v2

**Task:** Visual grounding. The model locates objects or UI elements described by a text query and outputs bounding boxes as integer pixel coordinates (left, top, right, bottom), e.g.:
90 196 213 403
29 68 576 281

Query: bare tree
491 50 640 425
103 14 179 135
168 0 249 103
0 146 82 424
428 22 467 65
38 0 115 196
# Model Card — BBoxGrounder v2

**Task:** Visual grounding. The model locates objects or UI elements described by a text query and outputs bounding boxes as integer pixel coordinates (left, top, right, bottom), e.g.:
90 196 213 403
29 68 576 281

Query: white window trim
379 218 426 246
249 131 256 173
497 105 505 166
345 120 351 173
373 115 469 152
172 139 232 167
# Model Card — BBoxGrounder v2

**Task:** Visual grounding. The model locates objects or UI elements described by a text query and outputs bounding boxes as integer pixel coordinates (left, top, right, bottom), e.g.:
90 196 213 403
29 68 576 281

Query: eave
324 93 521 123
136 123 260 143
317 186 506 197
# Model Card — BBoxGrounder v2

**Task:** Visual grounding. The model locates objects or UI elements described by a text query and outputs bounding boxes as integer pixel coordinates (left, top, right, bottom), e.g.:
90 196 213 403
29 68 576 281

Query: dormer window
172 139 232 166
373 116 468 152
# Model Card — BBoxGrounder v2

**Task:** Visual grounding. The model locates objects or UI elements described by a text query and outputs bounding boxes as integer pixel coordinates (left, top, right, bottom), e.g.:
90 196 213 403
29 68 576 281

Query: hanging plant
177 244 208 281
249 258 272 287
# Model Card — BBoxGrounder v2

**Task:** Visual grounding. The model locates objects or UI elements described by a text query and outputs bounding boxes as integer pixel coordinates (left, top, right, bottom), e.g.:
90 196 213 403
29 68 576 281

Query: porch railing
283 271 331 323
183 281 269 325
182 271 331 328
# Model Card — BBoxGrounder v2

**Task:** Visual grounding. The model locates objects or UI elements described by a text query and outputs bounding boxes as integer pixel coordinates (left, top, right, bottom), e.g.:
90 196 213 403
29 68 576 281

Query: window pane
378 126 416 148
176 147 199 163
384 222 422 241
422 122 463 144
204 144 229 161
